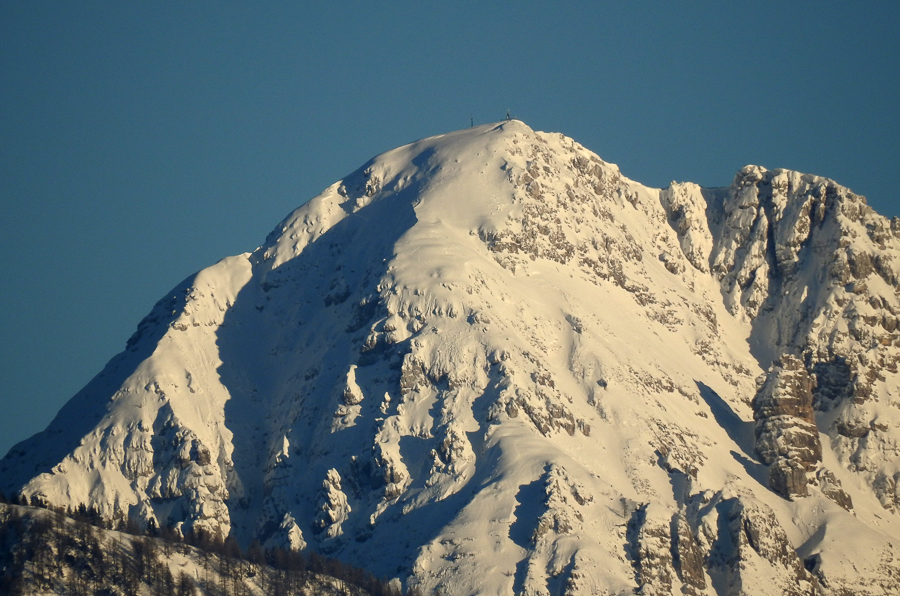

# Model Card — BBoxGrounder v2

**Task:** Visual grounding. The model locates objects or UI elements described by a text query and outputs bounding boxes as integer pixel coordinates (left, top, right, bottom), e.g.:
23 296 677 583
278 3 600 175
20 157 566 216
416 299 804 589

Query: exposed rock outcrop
710 496 821 596
752 356 822 499
815 469 853 511
314 469 350 541
626 504 674 596
670 513 706 596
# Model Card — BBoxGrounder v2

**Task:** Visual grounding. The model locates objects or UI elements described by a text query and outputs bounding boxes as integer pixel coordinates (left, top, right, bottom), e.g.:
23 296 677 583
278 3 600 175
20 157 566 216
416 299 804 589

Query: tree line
0 490 420 596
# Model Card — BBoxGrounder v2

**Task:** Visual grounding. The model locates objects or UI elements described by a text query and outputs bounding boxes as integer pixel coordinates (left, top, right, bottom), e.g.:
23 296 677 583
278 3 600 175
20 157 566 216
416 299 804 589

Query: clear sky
1 2 898 458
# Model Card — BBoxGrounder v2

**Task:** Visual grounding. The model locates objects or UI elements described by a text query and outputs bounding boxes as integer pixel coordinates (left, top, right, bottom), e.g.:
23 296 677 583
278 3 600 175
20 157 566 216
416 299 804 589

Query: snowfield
3 121 900 595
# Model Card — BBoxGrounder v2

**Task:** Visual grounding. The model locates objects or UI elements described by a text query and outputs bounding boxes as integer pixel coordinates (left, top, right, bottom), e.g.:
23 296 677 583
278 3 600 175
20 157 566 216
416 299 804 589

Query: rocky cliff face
752 355 822 499
706 166 900 512
2 121 900 595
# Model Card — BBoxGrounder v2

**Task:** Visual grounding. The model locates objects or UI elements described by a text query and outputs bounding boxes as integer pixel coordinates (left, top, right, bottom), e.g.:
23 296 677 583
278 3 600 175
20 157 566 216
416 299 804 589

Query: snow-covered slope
3 121 900 595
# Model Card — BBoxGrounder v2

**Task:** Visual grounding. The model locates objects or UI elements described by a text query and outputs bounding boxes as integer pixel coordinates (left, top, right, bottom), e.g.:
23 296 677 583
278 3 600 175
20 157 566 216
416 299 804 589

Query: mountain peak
4 124 900 595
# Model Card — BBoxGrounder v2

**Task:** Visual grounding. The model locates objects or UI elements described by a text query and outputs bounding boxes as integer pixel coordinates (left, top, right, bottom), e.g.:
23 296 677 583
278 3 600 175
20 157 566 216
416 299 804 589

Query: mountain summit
3 121 899 594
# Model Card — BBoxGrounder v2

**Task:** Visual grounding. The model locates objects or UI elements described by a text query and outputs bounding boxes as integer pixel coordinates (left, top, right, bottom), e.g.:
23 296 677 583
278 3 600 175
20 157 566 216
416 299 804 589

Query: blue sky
1 2 898 458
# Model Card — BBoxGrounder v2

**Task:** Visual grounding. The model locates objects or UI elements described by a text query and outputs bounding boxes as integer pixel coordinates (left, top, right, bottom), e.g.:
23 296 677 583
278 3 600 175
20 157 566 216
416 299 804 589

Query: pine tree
178 571 196 596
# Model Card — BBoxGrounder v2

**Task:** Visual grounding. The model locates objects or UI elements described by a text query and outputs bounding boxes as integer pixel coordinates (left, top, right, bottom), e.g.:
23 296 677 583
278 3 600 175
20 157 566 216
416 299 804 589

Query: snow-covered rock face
3 120 900 595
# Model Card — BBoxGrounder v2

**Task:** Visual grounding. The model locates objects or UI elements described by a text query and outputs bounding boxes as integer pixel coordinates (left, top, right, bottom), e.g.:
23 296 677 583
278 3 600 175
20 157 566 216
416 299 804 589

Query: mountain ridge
3 120 899 595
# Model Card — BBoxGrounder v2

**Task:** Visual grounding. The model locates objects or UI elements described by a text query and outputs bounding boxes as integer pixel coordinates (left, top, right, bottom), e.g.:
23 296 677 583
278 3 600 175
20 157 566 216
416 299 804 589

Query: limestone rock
816 469 853 511
626 504 674 596
314 469 350 540
671 513 706 596
752 355 822 499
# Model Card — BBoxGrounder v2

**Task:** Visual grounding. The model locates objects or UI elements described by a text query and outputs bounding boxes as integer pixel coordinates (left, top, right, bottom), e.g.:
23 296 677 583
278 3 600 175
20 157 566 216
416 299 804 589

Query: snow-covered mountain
3 121 899 595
